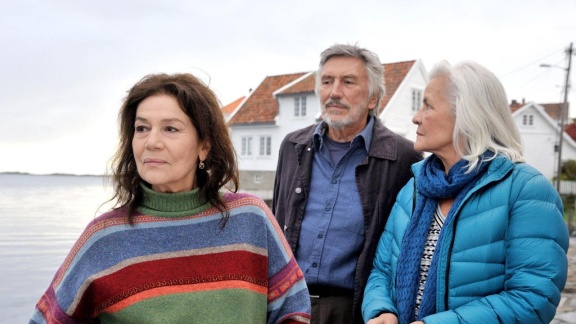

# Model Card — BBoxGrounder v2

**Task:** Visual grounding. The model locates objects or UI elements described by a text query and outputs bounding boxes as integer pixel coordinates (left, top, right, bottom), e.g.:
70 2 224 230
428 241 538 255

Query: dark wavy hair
107 73 239 224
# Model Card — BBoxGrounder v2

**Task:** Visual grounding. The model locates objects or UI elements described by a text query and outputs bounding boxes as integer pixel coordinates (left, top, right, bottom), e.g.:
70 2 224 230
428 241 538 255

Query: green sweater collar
137 184 213 218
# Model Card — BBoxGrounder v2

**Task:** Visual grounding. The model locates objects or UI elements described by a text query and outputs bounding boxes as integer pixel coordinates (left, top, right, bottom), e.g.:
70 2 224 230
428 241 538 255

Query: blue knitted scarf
395 153 490 323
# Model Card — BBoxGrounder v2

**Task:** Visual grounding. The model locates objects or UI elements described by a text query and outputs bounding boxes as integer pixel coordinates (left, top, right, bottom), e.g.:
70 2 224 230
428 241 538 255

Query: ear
199 140 211 162
367 95 378 110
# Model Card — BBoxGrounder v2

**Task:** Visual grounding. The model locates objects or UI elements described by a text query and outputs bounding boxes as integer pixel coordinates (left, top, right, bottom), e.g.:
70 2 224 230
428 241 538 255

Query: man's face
318 56 377 131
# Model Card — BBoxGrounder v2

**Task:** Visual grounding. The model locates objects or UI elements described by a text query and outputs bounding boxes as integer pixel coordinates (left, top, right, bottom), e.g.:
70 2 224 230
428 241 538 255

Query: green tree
562 160 576 181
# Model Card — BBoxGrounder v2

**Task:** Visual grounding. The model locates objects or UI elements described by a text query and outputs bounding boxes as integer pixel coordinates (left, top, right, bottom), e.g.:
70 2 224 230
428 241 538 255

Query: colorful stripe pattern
30 191 310 323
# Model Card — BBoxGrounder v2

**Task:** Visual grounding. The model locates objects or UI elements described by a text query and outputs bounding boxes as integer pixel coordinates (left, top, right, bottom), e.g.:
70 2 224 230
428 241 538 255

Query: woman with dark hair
30 73 311 324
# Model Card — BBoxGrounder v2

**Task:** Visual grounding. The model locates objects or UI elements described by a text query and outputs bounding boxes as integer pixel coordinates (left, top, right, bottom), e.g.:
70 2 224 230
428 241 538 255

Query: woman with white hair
362 60 569 324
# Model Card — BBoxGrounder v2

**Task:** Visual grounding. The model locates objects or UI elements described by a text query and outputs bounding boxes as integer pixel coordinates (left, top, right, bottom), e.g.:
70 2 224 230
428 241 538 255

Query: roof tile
380 61 416 112
228 72 306 125
222 96 245 115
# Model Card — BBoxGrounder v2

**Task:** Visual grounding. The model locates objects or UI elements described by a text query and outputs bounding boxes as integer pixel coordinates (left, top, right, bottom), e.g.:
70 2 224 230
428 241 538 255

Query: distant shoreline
0 172 104 177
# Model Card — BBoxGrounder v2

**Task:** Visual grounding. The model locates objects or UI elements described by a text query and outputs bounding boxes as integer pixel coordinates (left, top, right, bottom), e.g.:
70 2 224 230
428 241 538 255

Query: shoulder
83 208 130 230
492 158 554 191
370 120 421 161
510 161 545 178
223 191 286 232
474 157 561 213
283 123 318 145
224 192 271 214
507 162 559 201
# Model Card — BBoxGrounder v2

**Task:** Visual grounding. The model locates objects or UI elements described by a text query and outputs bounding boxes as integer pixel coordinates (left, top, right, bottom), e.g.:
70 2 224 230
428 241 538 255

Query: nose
329 80 343 99
412 105 423 125
145 129 163 150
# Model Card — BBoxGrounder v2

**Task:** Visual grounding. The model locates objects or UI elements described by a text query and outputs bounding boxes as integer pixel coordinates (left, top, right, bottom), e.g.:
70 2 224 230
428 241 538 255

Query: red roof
222 96 245 115
227 60 417 125
541 103 569 121
565 123 576 141
228 72 307 125
510 100 570 121
278 73 315 95
380 61 416 112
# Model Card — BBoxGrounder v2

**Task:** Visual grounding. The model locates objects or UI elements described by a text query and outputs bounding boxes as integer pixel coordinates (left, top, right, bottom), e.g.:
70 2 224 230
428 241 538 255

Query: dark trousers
310 294 354 324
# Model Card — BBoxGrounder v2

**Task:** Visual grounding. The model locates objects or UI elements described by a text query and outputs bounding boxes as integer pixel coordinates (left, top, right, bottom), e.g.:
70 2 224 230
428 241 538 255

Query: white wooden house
511 101 576 181
226 60 428 202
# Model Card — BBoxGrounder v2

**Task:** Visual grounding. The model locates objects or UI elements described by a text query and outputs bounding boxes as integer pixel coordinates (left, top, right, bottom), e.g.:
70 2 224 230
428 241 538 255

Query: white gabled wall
230 92 321 172
275 93 321 138
380 60 428 143
513 103 576 181
233 125 278 171
513 105 558 180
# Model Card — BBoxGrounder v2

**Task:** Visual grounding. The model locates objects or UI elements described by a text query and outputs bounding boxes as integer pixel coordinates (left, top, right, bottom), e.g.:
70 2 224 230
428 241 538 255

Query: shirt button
312 262 318 268
325 206 331 211
332 179 337 184
295 187 302 194
317 234 323 239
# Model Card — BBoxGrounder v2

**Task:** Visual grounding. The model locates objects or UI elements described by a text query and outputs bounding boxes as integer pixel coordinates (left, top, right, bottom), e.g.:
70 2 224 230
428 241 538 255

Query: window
294 96 307 117
522 114 534 126
259 136 272 156
412 89 422 112
241 137 252 156
254 174 262 184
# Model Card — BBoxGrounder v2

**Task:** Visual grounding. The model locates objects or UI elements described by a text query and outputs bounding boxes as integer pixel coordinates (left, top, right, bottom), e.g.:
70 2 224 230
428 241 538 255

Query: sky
1 0 575 175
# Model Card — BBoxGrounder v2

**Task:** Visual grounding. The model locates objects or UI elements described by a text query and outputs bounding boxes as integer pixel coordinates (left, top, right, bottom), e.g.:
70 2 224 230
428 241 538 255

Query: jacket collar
289 117 403 161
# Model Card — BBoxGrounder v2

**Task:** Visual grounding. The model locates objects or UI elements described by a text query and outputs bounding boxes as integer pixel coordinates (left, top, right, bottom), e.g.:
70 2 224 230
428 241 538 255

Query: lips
143 158 167 166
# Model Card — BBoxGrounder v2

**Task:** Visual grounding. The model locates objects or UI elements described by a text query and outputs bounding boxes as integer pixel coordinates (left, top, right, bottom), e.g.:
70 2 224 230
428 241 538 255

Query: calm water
0 174 114 323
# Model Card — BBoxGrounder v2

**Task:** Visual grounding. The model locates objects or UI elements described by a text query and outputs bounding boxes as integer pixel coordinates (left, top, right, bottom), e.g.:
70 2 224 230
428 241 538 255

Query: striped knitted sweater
30 185 311 324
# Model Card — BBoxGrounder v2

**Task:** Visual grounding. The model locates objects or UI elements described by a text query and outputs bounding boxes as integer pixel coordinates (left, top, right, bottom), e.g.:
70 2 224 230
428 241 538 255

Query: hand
367 313 398 324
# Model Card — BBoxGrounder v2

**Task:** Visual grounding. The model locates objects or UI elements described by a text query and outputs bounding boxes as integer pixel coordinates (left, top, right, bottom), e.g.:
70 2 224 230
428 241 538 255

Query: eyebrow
322 73 359 79
135 116 186 124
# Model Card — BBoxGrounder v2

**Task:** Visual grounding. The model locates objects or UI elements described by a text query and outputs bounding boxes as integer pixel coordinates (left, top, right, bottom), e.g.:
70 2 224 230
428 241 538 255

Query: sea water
0 174 113 323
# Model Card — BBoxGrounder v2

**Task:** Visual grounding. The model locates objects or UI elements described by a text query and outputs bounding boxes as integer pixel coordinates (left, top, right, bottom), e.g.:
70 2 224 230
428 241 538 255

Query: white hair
429 60 524 171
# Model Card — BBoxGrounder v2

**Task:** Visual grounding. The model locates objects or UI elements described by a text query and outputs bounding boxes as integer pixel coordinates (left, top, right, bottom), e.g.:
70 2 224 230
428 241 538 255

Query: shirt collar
313 115 375 152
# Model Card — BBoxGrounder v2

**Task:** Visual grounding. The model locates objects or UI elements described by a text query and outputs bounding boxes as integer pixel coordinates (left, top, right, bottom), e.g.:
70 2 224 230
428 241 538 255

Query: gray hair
315 43 385 116
429 60 524 171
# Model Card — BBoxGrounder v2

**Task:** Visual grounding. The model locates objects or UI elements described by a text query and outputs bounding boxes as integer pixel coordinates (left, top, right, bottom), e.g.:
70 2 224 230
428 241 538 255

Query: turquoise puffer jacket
362 156 569 323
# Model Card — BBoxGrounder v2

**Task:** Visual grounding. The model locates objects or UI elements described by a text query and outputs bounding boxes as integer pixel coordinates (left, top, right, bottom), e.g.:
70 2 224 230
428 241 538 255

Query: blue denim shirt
296 116 374 289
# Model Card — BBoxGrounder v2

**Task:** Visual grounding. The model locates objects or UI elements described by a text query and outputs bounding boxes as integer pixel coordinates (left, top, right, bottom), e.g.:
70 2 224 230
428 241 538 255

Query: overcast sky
1 0 575 175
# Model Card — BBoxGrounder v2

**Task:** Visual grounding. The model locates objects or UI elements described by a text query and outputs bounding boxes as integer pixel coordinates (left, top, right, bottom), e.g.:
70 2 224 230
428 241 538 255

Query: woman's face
412 76 459 166
132 94 209 193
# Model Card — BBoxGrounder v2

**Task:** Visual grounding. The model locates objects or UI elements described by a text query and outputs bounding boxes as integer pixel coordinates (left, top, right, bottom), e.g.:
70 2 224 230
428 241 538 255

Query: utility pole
555 42 572 192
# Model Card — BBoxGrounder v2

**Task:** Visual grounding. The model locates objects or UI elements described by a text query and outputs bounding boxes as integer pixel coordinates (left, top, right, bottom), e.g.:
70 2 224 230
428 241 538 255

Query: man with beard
272 43 422 324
